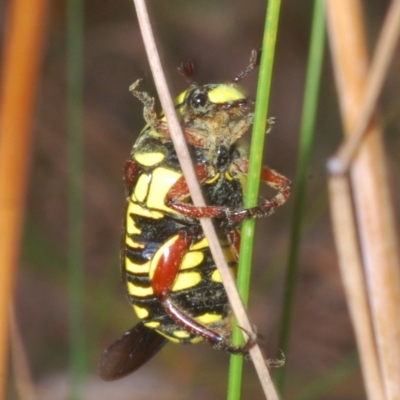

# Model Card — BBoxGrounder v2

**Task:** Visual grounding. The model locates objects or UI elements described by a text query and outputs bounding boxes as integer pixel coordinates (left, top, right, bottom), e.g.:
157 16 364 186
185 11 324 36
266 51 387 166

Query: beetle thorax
179 84 253 150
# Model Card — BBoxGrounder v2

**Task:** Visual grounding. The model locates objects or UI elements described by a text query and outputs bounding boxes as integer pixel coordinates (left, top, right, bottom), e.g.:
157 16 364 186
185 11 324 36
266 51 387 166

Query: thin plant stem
67 0 86 398
0 0 47 398
328 176 384 400
326 0 400 398
325 3 400 399
275 0 325 392
327 0 400 175
228 1 282 399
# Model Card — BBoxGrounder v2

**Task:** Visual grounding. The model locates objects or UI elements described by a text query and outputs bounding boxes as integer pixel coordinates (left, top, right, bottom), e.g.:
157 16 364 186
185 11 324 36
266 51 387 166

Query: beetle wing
99 322 167 380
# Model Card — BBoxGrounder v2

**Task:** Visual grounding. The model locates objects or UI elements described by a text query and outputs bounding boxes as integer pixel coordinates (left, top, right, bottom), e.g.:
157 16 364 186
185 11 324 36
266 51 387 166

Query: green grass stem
227 1 282 399
67 0 86 398
275 0 325 393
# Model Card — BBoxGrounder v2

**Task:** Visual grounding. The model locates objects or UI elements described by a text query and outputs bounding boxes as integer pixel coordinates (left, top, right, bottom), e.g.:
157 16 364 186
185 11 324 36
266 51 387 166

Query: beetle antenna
177 59 196 85
231 49 261 85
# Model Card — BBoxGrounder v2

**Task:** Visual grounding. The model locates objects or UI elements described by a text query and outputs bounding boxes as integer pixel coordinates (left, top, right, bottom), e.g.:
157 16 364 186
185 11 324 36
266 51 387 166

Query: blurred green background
3 0 399 399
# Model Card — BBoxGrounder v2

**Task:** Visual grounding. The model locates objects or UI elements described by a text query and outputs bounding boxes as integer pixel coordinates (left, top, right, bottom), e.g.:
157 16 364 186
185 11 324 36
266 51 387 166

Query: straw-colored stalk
325 1 400 399
328 176 384 400
0 0 48 398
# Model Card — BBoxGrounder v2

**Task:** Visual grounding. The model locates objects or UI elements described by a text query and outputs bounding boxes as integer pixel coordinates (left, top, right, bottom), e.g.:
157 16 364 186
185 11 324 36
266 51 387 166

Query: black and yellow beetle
99 51 291 380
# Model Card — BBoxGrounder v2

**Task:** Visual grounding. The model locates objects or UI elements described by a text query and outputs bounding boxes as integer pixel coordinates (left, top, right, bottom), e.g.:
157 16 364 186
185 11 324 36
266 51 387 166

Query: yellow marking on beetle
237 173 247 191
205 172 220 184
181 251 204 269
190 237 208 250
128 202 164 219
146 129 164 139
222 247 236 264
130 193 138 202
127 282 153 297
217 239 236 264
172 330 191 339
144 321 160 328
208 85 245 104
146 167 182 213
133 305 149 319
225 171 234 181
125 257 150 274
134 152 165 166
156 330 180 343
190 337 203 344
151 210 164 219
160 90 188 120
149 235 180 279
172 272 202 291
125 235 145 249
134 173 151 203
211 269 223 283
195 313 222 324
174 89 188 107
126 211 141 235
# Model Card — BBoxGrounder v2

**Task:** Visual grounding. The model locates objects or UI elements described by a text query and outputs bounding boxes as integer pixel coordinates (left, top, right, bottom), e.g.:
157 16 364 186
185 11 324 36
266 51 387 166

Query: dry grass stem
0 0 48 398
328 177 384 400
328 0 400 175
326 1 400 398
132 1 279 398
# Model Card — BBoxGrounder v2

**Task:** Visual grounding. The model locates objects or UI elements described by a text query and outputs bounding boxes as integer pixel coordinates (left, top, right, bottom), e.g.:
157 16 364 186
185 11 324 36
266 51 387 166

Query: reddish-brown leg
151 232 195 296
161 297 250 354
165 161 291 223
260 165 291 208
150 230 249 354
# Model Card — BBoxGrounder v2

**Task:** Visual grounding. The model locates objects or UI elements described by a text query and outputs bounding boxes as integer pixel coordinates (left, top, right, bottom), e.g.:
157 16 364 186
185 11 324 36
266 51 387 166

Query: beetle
99 51 291 380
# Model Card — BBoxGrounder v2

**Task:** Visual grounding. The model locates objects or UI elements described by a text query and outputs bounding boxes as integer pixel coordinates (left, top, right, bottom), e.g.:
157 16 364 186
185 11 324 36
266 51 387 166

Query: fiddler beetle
99 50 291 380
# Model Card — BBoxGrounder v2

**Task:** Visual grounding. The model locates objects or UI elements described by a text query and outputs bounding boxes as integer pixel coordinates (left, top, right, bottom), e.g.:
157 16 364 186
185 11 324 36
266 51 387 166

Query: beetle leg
129 80 170 136
226 229 241 261
150 229 251 355
151 231 196 296
161 297 252 355
260 165 292 207
164 163 208 204
225 165 291 222
166 162 291 223
165 164 244 219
